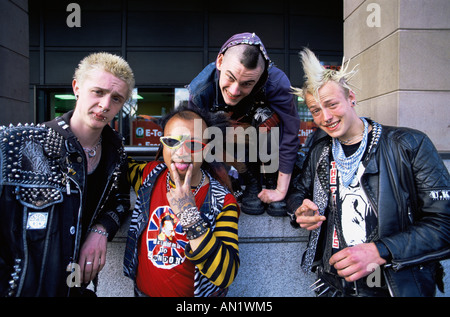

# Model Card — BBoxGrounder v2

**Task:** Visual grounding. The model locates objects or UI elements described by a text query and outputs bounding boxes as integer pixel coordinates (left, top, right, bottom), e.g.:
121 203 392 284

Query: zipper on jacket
391 248 450 271
15 208 30 297
66 175 83 297
35 205 55 296
87 164 120 231
360 176 378 223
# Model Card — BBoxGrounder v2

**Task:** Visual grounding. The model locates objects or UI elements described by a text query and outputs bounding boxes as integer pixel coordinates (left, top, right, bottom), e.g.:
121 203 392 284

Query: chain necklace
83 136 102 158
338 132 364 145
338 120 365 145
166 168 206 196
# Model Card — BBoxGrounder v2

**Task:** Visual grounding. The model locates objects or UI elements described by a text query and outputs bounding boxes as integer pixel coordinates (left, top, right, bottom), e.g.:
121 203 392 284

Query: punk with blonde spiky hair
291 47 363 148
288 47 450 298
292 48 358 102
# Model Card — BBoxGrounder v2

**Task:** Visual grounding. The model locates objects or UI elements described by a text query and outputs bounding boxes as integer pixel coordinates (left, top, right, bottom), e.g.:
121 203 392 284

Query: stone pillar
0 0 30 126
344 1 450 295
344 0 450 152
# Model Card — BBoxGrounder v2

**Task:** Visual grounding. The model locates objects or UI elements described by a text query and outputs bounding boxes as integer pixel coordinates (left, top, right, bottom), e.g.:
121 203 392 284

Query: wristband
183 219 209 240
88 226 109 238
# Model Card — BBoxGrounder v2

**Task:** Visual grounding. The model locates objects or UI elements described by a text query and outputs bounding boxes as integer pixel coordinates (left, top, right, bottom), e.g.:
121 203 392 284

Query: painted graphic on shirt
146 206 188 269
338 163 377 246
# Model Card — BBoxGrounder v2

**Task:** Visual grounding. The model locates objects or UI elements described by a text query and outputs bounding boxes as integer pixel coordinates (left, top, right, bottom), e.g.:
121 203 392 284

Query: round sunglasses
160 135 207 153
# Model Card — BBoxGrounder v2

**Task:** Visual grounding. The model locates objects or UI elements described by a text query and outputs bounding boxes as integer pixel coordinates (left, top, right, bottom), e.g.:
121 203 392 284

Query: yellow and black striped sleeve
127 157 149 193
185 196 240 289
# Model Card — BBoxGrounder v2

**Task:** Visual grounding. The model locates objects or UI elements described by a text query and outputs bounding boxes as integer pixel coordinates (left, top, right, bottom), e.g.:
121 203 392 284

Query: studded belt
311 267 390 297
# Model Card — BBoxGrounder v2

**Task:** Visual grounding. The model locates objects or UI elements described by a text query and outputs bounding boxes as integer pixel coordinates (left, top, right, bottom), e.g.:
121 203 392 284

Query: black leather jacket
287 120 450 296
0 111 130 296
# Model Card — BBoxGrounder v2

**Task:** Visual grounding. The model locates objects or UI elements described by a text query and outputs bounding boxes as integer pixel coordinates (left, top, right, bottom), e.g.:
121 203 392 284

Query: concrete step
93 203 450 297
227 212 315 297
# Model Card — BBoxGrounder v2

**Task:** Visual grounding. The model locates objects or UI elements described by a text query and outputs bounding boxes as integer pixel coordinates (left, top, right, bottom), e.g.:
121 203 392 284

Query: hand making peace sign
166 163 197 215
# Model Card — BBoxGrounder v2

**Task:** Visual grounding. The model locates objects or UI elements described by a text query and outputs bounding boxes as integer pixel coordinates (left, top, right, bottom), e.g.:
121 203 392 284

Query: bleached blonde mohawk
291 48 358 101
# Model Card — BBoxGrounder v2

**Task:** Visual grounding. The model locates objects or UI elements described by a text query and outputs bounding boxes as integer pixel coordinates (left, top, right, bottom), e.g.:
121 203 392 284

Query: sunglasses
160 135 207 153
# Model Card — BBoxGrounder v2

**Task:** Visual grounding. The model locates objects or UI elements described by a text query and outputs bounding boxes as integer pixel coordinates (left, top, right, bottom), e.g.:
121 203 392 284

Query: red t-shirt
135 163 209 297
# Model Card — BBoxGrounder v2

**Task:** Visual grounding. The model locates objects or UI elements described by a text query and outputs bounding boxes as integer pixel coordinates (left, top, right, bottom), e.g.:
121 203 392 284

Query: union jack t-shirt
135 165 208 297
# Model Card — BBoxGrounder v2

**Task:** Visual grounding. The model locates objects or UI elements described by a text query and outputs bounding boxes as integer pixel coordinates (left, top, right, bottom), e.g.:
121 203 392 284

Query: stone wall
344 0 450 152
0 0 31 125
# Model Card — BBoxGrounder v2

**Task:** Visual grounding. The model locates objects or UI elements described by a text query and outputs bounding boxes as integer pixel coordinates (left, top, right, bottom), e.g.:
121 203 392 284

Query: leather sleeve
379 130 450 270
264 67 300 174
285 139 320 225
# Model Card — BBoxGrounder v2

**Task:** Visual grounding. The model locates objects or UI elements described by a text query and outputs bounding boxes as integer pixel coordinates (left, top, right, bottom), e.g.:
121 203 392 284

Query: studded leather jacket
287 120 450 296
0 111 130 296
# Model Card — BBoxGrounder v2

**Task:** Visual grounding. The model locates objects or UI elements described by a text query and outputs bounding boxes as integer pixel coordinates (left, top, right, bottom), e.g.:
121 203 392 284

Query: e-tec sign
132 116 163 146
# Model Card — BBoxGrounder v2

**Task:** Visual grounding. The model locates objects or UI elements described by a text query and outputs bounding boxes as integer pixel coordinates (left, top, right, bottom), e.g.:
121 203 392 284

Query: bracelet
183 219 209 240
88 227 109 238
178 206 202 228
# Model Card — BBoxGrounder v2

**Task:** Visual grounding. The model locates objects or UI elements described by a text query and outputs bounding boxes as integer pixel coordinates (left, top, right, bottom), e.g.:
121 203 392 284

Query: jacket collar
362 118 383 174
45 110 124 164
51 110 122 146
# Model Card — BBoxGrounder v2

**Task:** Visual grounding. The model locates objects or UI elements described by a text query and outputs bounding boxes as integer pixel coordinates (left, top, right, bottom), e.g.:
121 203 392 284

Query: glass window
121 88 189 147
52 91 76 118
124 88 170 147
296 96 317 146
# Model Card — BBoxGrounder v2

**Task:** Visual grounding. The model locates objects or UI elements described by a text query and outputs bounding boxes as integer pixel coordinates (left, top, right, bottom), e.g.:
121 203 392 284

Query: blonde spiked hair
292 48 358 101
74 52 135 100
